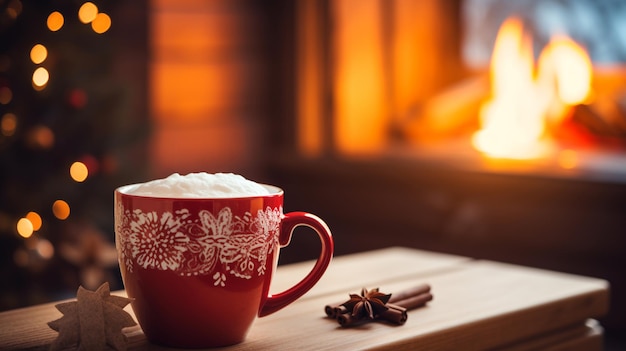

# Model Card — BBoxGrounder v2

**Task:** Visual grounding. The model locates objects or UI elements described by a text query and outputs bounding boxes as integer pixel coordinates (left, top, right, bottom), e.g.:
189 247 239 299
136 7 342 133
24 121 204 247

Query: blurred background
1 0 625 344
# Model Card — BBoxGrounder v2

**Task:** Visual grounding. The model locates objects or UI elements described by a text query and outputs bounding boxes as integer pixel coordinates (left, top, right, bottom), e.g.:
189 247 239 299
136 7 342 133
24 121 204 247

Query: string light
8 2 116 272
5 2 119 281
78 2 98 24
25 211 42 231
47 11 64 32
52 200 70 220
32 67 49 88
70 161 89 182
16 218 34 238
30 44 47 64
91 12 111 34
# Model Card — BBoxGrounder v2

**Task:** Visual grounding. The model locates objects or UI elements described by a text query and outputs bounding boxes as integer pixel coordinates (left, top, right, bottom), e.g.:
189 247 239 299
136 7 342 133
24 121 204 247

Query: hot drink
115 173 334 348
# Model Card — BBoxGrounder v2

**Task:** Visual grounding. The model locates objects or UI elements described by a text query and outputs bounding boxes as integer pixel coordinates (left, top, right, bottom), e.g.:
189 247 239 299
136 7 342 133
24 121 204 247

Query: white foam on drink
126 172 271 198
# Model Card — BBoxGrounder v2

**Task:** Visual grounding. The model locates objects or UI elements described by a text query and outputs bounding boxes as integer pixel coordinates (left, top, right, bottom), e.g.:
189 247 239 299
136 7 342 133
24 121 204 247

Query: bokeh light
52 200 70 220
30 44 47 64
70 161 89 182
16 218 34 238
0 86 12 104
68 89 87 109
36 238 54 259
32 67 49 88
79 154 99 174
47 11 64 32
1 113 17 136
78 2 98 24
91 12 111 34
28 125 55 149
6 0 23 20
25 211 42 231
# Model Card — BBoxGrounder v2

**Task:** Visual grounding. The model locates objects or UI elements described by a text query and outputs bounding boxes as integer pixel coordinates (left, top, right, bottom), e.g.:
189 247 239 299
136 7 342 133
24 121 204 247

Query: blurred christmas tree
0 0 149 310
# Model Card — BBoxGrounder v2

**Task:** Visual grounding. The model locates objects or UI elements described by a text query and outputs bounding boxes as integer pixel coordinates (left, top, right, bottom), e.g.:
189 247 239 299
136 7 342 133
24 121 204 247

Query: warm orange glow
91 12 111 34
333 0 387 153
30 44 48 64
1 113 17 136
32 67 49 87
392 0 441 116
558 149 579 170
296 0 323 156
152 63 235 123
47 11 64 32
16 218 33 238
149 3 259 174
70 161 89 182
78 2 98 24
472 17 593 160
52 200 70 220
26 211 42 231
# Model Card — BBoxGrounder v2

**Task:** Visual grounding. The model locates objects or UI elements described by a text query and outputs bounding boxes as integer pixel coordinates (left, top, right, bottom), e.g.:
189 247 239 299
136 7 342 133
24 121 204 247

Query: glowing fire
472 17 593 159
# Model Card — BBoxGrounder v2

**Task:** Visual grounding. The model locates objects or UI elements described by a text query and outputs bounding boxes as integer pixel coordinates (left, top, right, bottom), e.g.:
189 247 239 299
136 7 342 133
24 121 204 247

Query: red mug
114 183 333 348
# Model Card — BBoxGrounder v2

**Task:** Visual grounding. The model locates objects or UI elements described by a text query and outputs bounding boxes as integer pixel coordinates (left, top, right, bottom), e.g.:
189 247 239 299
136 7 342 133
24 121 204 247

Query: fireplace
264 0 626 337
271 0 626 170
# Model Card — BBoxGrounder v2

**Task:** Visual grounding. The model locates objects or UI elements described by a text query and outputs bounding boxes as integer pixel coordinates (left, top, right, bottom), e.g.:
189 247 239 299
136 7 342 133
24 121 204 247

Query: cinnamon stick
379 303 408 325
324 305 336 317
392 292 433 311
329 305 348 318
336 312 361 327
388 284 430 304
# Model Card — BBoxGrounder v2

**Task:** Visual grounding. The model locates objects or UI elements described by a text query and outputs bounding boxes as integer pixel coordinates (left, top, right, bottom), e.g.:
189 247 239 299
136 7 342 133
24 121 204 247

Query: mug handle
258 211 334 317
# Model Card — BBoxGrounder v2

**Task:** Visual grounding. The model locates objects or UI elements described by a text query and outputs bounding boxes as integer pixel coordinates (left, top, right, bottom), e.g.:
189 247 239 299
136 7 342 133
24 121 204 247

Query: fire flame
472 17 593 159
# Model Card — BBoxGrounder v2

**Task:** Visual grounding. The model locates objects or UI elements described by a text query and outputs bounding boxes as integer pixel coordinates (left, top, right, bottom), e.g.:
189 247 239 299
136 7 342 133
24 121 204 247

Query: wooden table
0 247 609 350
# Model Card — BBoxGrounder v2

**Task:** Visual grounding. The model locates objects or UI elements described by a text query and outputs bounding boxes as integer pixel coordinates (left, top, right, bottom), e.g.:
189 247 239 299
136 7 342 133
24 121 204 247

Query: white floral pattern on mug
116 205 282 286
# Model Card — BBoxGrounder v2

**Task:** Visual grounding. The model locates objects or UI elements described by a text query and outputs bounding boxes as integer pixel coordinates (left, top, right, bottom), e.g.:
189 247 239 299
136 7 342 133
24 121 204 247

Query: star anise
342 287 391 320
